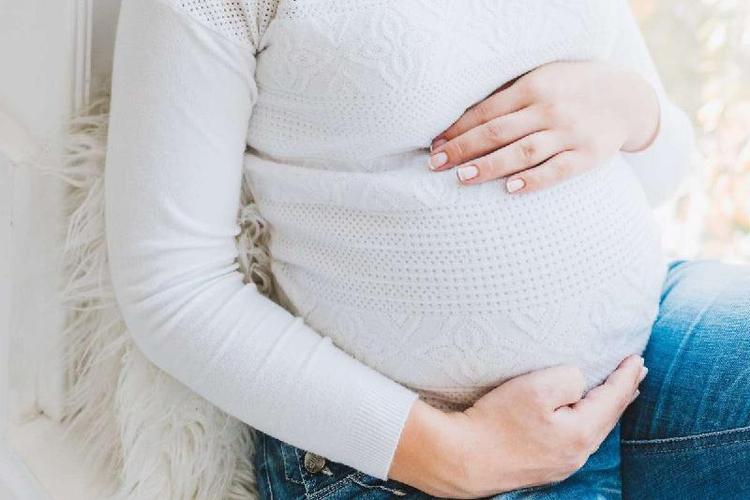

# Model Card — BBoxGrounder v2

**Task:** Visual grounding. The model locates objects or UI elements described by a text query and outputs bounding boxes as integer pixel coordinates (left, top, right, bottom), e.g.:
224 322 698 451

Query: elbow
105 245 170 364
103 223 189 366
105 226 250 375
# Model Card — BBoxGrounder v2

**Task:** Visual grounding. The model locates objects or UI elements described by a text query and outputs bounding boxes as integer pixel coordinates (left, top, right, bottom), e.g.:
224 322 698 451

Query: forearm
106 0 420 480
389 400 468 497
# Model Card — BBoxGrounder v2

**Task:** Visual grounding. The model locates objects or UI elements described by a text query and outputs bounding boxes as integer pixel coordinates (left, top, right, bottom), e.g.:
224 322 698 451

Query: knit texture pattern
246 153 667 410
101 0 695 483
239 0 673 410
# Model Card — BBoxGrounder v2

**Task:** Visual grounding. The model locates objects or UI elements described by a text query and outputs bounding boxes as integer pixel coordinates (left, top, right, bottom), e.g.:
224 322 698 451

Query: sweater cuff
288 323 422 481
345 375 421 480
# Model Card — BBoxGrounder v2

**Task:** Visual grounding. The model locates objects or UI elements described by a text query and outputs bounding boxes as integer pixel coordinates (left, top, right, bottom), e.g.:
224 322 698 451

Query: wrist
620 70 661 153
388 399 470 495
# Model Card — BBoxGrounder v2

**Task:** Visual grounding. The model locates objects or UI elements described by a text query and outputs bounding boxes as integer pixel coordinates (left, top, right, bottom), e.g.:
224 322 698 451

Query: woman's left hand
427 61 661 194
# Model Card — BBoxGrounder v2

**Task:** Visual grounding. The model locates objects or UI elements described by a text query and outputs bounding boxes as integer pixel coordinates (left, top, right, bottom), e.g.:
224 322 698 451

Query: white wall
0 0 82 142
0 0 83 426
0 0 122 498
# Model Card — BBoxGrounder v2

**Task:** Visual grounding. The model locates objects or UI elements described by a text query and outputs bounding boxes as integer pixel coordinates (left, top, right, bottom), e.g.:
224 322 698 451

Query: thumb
566 354 645 437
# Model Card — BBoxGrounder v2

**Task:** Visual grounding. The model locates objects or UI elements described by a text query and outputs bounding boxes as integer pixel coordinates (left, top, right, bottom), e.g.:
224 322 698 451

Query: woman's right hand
389 354 647 498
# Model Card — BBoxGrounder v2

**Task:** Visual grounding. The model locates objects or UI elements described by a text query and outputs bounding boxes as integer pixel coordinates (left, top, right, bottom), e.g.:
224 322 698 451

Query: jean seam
622 438 750 456
290 446 362 500
306 474 359 500
622 424 750 445
622 425 750 456
260 433 276 500
278 442 304 485
293 447 316 499
349 475 410 496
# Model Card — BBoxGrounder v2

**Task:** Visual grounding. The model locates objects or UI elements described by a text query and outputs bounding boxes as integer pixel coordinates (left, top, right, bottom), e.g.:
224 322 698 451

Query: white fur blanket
30 82 278 499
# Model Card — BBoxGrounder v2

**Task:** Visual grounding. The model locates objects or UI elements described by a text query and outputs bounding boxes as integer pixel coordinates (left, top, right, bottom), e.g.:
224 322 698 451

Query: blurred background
633 0 750 263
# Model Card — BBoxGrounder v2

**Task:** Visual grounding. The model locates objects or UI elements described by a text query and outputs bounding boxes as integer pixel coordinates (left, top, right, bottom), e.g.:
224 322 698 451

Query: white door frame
0 0 114 498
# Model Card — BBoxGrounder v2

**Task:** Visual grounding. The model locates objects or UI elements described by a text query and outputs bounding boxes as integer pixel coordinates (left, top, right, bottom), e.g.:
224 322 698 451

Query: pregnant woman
104 0 750 498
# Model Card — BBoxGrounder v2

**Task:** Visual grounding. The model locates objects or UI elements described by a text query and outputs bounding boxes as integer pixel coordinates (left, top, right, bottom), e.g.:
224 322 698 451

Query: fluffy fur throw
29 81 278 499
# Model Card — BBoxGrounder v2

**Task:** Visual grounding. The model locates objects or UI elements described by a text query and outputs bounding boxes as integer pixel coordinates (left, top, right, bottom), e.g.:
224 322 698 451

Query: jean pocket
278 438 425 498
274 439 368 498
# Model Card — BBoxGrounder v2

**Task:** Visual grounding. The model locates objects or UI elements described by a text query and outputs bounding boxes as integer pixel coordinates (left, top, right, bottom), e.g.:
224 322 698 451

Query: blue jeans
621 259 750 499
252 260 750 499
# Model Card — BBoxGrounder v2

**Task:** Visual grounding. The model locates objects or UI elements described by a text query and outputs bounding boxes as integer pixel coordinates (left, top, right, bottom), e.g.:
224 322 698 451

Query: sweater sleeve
104 0 419 481
610 0 697 207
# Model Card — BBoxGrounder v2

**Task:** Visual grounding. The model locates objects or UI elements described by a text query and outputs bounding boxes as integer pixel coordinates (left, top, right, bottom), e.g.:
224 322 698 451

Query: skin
391 357 647 498
427 61 660 192
388 60 661 498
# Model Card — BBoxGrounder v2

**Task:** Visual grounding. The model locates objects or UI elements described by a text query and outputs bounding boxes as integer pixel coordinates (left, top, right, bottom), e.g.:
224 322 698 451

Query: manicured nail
638 366 649 382
430 138 447 153
456 165 479 181
506 178 525 193
429 152 448 170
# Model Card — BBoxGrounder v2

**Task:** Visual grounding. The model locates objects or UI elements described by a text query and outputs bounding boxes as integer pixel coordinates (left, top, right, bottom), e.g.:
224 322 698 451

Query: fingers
452 131 569 185
433 81 530 147
565 355 645 442
429 106 545 171
502 150 594 194
511 364 586 411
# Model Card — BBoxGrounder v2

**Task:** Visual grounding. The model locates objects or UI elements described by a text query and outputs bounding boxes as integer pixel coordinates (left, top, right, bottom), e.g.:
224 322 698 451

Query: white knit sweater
105 0 695 481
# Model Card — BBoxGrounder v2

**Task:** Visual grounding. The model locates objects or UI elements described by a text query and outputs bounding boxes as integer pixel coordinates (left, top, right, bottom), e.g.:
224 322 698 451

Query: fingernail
638 366 649 382
506 178 525 193
456 165 479 181
430 138 447 153
630 389 641 403
429 152 448 170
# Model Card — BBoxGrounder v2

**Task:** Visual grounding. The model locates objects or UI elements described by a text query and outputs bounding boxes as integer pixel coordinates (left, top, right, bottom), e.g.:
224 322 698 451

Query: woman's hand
389 354 647 498
427 61 661 194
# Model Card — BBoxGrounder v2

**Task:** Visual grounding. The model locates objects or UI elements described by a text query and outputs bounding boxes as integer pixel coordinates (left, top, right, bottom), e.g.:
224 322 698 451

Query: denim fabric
252 260 750 499
621 259 750 500
253 422 621 500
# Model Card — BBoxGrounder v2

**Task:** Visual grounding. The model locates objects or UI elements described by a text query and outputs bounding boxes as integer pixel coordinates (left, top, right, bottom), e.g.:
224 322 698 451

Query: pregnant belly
244 151 667 410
